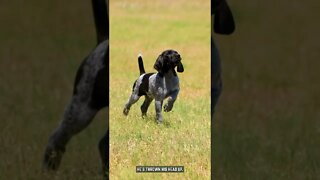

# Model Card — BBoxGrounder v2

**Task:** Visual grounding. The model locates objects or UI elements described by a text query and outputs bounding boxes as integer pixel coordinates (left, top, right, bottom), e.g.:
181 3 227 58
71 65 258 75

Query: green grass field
1 0 320 179
109 0 211 179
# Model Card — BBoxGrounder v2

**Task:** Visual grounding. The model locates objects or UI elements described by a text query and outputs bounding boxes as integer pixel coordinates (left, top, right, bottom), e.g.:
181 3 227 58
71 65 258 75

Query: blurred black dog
211 0 235 177
43 0 109 177
211 0 235 114
123 50 184 123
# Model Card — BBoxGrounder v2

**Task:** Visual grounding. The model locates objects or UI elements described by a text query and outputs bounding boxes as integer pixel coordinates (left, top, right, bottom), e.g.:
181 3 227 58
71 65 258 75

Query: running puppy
123 50 184 123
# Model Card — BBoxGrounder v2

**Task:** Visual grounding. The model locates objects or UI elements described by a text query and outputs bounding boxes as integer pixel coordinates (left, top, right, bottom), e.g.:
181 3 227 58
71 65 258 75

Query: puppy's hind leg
140 96 153 117
43 44 108 170
123 94 140 116
43 97 98 170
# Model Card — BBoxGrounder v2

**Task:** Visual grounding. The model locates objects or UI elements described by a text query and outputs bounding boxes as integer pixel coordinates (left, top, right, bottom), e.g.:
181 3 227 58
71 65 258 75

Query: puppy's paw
156 119 163 124
156 114 163 123
42 147 64 171
123 108 129 116
163 103 172 112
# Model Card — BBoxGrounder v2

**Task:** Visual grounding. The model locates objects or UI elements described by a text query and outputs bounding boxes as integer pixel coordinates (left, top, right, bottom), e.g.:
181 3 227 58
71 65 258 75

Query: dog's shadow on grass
142 116 171 128
161 121 171 127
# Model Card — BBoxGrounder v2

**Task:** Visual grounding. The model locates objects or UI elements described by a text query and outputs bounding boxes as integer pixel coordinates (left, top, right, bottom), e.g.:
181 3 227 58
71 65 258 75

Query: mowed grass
109 0 211 179
2 0 320 179
0 0 107 179
214 0 320 179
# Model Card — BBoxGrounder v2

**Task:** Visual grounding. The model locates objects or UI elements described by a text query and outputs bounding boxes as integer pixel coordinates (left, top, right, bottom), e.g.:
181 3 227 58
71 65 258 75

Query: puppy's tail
138 53 145 75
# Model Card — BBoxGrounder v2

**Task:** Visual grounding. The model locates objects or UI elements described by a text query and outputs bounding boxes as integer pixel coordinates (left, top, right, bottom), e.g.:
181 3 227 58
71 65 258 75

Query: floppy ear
177 62 184 73
213 0 235 35
154 55 163 72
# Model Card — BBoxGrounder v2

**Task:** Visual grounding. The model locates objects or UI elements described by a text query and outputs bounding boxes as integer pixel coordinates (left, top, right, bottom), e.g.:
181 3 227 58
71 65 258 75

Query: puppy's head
154 49 184 76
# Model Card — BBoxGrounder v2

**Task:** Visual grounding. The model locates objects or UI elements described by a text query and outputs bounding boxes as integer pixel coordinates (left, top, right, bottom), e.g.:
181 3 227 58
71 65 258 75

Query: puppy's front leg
164 89 179 112
155 99 163 123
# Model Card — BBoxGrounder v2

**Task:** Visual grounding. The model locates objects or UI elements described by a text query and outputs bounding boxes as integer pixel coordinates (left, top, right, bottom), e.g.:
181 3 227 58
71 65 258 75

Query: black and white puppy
43 0 109 177
123 50 184 123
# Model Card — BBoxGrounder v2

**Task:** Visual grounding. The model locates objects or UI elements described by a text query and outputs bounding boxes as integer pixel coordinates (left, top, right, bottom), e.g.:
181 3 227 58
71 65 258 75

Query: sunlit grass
110 0 211 179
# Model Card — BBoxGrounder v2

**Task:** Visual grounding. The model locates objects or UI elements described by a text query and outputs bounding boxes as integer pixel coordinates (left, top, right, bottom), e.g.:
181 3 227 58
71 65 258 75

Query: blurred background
0 0 106 179
214 0 320 179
